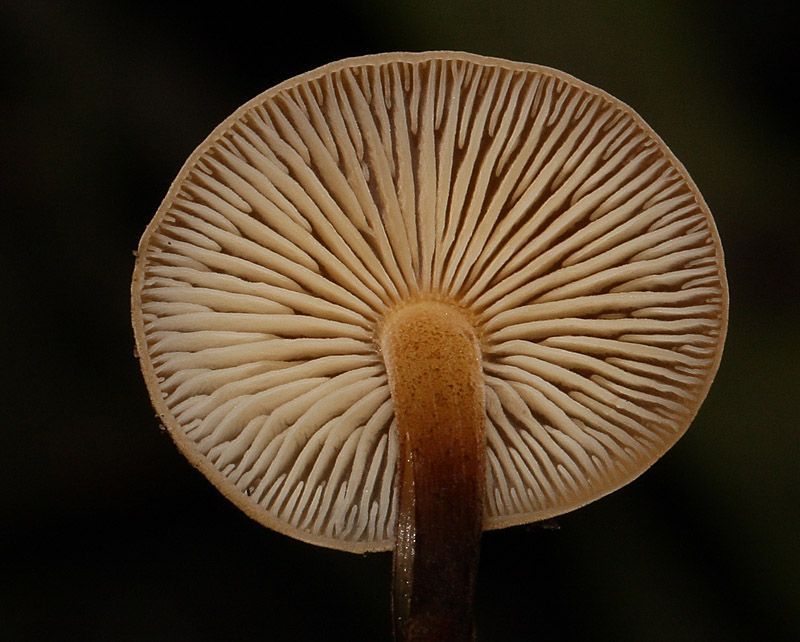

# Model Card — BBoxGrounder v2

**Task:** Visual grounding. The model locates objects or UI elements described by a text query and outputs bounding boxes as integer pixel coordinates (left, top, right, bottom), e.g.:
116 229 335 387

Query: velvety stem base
381 301 486 642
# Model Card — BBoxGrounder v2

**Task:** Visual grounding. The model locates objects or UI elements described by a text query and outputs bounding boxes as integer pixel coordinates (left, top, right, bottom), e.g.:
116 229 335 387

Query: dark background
2 2 798 640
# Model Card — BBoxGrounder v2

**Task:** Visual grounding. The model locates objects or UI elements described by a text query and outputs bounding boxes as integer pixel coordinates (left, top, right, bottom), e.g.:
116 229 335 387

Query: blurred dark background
2 2 797 640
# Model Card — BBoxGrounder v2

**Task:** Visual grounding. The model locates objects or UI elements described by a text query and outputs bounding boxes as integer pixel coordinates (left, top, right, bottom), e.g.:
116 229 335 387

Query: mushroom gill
132 54 727 638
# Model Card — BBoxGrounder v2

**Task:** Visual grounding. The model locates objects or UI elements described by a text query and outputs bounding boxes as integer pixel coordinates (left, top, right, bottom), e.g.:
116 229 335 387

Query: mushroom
131 52 727 641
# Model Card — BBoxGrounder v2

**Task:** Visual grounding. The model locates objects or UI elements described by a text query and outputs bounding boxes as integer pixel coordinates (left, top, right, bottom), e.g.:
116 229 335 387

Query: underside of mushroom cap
132 52 728 553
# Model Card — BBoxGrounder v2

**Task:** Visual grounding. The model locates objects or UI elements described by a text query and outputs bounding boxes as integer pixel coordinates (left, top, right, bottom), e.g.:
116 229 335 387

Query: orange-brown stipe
380 300 485 641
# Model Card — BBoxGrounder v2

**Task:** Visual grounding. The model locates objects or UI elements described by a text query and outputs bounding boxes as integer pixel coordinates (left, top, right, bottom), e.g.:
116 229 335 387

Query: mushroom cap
132 52 728 553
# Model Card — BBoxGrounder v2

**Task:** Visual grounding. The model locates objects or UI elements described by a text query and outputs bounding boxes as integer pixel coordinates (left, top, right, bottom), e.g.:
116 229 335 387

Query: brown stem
381 300 486 642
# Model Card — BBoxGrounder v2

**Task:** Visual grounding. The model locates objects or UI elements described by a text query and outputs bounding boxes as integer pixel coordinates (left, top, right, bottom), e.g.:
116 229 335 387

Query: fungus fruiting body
132 52 727 641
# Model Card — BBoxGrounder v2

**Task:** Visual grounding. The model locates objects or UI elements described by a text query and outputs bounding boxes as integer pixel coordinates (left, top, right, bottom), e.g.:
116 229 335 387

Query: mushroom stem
381 300 486 642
